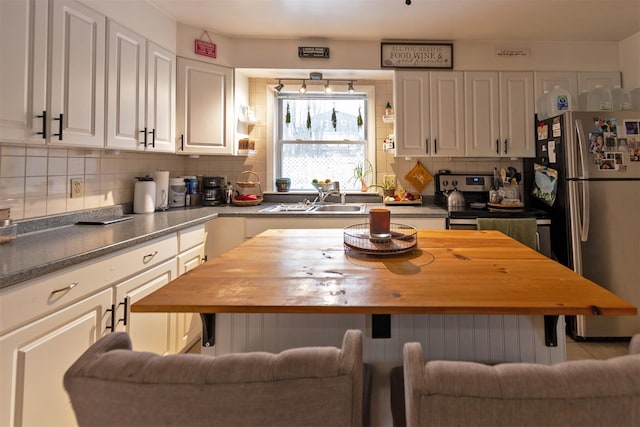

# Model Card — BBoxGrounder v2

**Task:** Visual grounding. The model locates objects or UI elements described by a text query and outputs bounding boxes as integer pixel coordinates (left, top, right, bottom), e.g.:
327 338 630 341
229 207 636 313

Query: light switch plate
70 178 83 198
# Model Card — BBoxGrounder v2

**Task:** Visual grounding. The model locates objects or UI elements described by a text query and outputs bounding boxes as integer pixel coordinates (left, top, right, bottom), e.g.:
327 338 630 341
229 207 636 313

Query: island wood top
132 229 637 317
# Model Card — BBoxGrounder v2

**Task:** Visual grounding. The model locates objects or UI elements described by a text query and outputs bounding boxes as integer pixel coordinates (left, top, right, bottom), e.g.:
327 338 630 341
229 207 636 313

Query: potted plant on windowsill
350 160 373 192
369 177 396 198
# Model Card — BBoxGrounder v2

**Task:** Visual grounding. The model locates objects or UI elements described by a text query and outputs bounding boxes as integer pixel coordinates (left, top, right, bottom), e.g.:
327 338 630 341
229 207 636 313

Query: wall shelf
382 115 394 124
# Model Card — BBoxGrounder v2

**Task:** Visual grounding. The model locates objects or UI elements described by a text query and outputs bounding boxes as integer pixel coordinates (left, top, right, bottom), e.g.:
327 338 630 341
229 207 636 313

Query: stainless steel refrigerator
524 111 640 339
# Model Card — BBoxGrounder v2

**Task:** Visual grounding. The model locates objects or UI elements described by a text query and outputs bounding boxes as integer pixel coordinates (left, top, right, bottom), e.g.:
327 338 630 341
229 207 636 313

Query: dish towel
476 218 538 250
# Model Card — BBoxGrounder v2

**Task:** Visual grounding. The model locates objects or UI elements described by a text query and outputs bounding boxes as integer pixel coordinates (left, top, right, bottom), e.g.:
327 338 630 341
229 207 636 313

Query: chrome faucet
315 181 343 204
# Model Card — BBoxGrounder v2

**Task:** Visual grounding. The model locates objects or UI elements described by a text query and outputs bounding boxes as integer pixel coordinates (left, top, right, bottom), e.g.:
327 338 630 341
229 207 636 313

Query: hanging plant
357 107 363 128
285 103 291 124
306 108 311 131
331 107 337 131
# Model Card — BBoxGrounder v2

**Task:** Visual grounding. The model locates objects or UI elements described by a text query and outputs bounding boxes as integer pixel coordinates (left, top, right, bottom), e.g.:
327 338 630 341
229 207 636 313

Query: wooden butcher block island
133 228 636 426
133 228 635 318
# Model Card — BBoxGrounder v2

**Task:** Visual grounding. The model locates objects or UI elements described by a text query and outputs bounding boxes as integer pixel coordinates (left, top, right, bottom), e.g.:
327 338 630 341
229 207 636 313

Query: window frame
266 84 377 192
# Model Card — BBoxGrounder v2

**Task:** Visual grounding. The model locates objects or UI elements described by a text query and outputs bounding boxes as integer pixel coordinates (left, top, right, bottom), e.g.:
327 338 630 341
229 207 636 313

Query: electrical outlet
70 178 83 198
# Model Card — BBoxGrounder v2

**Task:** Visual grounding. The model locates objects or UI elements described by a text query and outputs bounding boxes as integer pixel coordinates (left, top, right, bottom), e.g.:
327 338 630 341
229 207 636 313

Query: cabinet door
0 288 112 427
499 72 535 158
429 72 465 157
106 20 146 150
146 42 176 153
49 0 106 147
394 71 430 156
175 243 205 352
176 57 234 155
577 71 621 92
0 0 48 144
465 72 500 157
114 258 177 355
534 71 578 113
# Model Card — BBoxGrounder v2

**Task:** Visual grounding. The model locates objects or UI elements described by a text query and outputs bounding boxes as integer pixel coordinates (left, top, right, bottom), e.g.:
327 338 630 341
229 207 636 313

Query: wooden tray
487 201 524 209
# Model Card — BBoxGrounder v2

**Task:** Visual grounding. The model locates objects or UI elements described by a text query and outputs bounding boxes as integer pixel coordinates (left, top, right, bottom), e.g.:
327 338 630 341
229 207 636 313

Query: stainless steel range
435 172 551 257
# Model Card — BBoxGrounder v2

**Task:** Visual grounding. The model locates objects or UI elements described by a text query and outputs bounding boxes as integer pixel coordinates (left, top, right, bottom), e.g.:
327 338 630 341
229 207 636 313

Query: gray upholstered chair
64 330 367 427
397 334 640 427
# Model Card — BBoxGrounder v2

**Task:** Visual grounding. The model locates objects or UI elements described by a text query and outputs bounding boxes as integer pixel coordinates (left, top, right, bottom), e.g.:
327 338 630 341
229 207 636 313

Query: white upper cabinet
577 71 621 92
465 72 535 158
499 72 535 158
106 21 146 150
429 72 465 157
534 71 579 114
49 0 106 148
106 23 176 152
394 71 464 157
465 72 500 157
146 42 176 153
0 0 48 144
176 57 234 155
394 71 430 156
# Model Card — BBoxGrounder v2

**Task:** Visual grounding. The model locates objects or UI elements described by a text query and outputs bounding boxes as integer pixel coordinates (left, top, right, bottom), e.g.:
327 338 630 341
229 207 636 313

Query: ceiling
149 0 640 43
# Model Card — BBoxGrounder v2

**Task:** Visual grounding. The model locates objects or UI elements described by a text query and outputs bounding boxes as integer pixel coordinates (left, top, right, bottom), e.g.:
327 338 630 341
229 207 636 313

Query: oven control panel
436 174 492 193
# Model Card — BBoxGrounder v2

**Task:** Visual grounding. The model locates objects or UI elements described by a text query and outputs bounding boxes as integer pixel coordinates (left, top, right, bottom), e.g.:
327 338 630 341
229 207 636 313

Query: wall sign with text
381 42 453 69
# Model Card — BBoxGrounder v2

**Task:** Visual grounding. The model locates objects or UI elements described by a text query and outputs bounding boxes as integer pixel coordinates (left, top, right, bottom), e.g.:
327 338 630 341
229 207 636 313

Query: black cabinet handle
140 127 147 146
150 128 155 148
36 111 47 139
180 134 184 151
434 138 438 154
105 304 116 332
118 298 128 326
53 113 63 140
425 138 429 154
496 139 500 155
503 139 508 155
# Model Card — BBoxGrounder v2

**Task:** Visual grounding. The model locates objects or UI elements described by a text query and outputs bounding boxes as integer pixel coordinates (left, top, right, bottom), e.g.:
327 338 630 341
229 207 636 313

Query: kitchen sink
259 204 366 213
310 204 365 213
259 204 314 213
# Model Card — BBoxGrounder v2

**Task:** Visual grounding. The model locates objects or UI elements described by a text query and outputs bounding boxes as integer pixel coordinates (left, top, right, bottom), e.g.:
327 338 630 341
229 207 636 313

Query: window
275 91 369 191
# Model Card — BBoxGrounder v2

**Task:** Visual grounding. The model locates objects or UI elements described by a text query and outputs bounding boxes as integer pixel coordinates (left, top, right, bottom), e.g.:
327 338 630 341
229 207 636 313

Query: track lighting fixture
273 75 358 94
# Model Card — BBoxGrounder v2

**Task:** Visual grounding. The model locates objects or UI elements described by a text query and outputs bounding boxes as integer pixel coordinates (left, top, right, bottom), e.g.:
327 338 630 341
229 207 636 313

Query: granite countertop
0 198 447 290
0 207 219 290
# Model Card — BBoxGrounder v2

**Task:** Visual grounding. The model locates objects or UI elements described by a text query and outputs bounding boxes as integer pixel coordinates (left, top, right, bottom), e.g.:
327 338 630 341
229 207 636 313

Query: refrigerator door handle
575 119 590 241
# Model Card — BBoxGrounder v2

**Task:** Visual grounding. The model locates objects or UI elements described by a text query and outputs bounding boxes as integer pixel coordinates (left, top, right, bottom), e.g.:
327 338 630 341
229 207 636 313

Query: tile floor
566 337 631 360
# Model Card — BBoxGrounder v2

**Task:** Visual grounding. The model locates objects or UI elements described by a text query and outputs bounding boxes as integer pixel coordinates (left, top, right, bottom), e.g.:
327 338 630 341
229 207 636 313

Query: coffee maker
201 176 225 205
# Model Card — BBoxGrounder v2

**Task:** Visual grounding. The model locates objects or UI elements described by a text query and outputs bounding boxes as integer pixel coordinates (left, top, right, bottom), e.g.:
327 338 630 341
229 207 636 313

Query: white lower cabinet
114 258 177 355
0 228 213 426
0 288 112 426
174 224 206 352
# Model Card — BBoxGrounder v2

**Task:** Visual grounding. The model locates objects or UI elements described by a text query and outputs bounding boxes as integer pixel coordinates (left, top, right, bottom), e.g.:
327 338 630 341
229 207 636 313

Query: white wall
78 0 177 51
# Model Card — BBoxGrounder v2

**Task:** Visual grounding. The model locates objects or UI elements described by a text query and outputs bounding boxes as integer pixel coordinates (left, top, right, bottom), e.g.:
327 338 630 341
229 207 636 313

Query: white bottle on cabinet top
547 85 572 117
631 88 640 112
536 90 549 120
586 85 613 111
611 86 633 111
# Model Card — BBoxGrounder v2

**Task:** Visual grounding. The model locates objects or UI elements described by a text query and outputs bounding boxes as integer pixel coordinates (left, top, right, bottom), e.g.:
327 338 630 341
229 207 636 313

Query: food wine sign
381 42 453 69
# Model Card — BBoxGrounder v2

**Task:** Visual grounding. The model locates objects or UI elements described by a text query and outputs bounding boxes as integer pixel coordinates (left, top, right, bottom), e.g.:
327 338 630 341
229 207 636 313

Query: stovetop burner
434 173 549 220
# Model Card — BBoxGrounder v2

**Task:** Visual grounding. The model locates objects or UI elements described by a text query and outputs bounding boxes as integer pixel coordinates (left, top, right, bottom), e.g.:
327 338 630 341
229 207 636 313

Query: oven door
447 218 478 230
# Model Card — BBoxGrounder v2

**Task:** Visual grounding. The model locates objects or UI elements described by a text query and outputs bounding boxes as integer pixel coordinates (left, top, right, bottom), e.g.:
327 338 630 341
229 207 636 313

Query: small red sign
195 39 217 58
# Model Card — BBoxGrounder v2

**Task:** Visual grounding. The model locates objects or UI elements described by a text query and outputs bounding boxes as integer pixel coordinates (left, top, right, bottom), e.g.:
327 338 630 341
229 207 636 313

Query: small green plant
350 160 373 191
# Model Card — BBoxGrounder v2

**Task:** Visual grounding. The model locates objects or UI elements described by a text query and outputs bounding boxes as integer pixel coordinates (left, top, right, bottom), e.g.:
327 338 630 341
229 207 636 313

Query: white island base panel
201 313 567 427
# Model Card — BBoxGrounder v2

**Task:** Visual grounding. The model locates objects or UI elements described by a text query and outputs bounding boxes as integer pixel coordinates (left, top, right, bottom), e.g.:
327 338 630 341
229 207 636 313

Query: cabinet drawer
178 224 205 252
0 234 177 335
